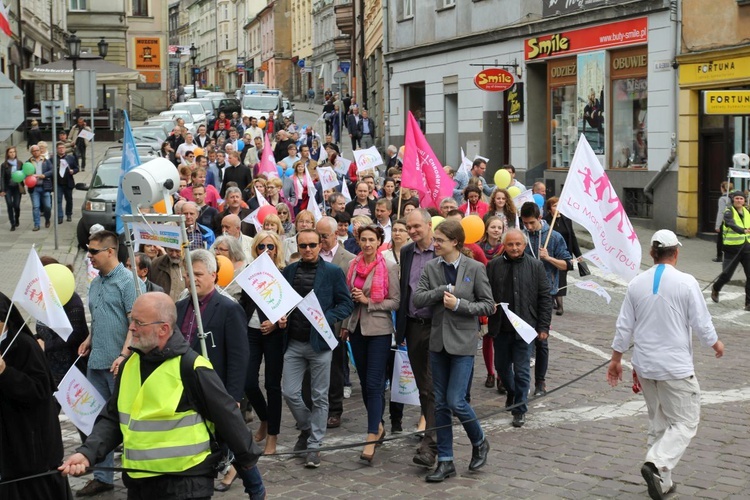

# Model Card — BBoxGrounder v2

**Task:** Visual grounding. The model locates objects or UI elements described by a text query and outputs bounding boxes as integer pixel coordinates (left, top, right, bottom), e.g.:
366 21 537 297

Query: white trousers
640 375 701 473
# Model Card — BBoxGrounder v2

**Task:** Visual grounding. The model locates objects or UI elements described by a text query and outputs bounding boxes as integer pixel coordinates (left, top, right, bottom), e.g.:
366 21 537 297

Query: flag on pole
255 186 269 207
401 111 453 208
512 189 534 214
352 146 384 173
115 110 142 234
297 291 338 351
458 148 472 179
0 2 12 37
574 280 612 304
235 252 303 323
499 303 537 344
581 248 612 274
341 178 352 202
12 248 73 340
557 135 641 282
54 365 106 435
258 133 278 179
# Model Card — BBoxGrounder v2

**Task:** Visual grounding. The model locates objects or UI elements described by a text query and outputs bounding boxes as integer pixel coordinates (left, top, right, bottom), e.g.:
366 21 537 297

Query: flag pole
0 317 30 358
543 210 559 249
397 193 403 219
56 354 84 388
1 302 14 336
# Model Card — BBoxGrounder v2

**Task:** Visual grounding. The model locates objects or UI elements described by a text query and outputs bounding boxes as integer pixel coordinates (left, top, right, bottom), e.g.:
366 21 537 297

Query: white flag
334 157 352 178
574 280 612 304
297 291 337 351
235 252 302 323
557 135 641 282
341 178 352 203
512 189 535 213
54 365 106 435
242 209 264 233
581 248 612 274
390 349 421 406
305 167 317 198
12 248 73 340
255 187 269 207
465 199 471 217
458 148 472 178
499 302 537 344
317 166 339 191
352 146 384 173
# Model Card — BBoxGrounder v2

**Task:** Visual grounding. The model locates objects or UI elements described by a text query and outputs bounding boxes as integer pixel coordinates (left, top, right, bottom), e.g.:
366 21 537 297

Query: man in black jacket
220 151 253 199
59 292 265 500
55 141 79 223
487 229 552 428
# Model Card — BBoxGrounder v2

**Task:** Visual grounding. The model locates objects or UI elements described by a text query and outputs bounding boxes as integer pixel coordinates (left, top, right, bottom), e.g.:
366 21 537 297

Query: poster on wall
577 51 605 156
135 37 162 90
506 83 524 123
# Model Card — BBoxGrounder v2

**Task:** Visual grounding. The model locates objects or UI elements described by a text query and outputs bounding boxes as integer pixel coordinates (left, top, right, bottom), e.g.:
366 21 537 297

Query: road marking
705 290 744 302
550 330 632 370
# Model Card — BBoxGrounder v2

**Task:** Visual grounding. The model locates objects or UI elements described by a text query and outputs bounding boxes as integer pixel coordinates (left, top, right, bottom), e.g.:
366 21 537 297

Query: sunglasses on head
257 243 276 251
298 243 318 249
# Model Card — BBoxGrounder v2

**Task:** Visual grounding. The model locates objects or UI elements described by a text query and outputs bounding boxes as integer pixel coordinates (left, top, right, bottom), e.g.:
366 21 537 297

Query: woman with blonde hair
263 213 285 236
240 230 285 455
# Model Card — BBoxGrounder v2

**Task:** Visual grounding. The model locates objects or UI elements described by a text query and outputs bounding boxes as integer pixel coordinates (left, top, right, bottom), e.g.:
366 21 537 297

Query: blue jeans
493 332 534 415
4 185 21 225
237 464 265 499
30 188 51 227
87 368 116 485
347 328 391 434
430 351 485 462
535 337 549 385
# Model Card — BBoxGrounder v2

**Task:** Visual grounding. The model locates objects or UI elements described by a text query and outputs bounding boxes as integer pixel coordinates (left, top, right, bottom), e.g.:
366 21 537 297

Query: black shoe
425 461 456 482
641 461 664 500
391 421 403 434
67 215 72 222
293 429 311 452
76 479 114 497
512 413 525 428
711 288 719 303
534 382 546 397
496 377 507 395
468 439 490 471
58 219 63 224
505 393 515 411
10 225 15 231
305 451 321 468
45 220 50 228
413 452 436 468
712 257 723 262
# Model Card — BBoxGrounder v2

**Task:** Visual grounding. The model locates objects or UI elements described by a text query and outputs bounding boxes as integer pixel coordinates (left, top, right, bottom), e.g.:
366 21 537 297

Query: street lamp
189 43 198 99
175 46 182 90
98 38 109 110
66 32 82 70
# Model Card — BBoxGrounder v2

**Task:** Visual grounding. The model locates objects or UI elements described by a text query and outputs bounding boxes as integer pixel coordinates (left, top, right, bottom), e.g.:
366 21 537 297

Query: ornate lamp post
97 37 109 110
66 32 81 70
189 43 198 99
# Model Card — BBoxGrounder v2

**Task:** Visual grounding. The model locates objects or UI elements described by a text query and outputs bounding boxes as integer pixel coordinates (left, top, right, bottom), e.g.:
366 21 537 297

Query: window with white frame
70 0 86 10
132 0 148 16
440 0 456 7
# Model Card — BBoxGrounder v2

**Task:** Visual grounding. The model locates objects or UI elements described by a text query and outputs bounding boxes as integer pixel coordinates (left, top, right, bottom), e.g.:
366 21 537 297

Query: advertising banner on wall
135 37 162 90
543 0 631 18
577 51 606 156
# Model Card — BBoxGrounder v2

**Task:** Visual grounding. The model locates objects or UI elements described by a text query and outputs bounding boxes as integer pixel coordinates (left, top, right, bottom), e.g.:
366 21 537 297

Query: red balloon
257 205 277 224
24 175 38 188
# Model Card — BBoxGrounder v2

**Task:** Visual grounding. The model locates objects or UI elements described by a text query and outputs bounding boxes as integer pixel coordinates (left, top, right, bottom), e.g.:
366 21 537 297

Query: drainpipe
382 0 389 148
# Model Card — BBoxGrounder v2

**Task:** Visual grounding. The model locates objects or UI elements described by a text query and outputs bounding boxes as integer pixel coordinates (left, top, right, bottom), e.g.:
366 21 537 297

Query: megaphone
733 153 749 169
122 158 180 213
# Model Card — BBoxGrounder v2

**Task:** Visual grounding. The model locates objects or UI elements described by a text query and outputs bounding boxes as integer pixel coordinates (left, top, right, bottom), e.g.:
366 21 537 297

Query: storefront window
550 85 578 168
611 77 648 168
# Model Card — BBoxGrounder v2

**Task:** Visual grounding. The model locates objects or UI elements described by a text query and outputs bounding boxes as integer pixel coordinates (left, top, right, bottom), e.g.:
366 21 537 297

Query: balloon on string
493 169 511 189
285 167 294 177
24 175 38 188
22 162 36 176
11 170 25 183
431 215 445 229
215 255 234 287
152 197 173 214
276 165 284 177
44 263 75 305
533 193 545 208
258 119 266 129
507 186 521 199
460 215 484 244
257 205 277 224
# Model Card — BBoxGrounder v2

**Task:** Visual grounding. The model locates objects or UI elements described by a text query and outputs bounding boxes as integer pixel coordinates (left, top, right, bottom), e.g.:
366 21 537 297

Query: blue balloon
276 165 283 178
285 167 294 177
533 193 545 208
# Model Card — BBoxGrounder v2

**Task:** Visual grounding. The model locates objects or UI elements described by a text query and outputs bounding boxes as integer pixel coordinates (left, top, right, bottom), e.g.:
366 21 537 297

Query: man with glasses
74 230 144 497
280 229 353 468
192 184 218 228
176 132 198 165
182 201 215 250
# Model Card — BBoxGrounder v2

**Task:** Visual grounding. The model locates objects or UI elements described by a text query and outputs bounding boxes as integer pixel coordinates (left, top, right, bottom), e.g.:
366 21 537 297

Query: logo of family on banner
581 248 612 274
54 365 106 435
131 222 183 250
317 166 339 191
391 350 420 406
352 146 384 173
558 134 641 282
236 252 302 323
297 291 338 351
574 280 612 303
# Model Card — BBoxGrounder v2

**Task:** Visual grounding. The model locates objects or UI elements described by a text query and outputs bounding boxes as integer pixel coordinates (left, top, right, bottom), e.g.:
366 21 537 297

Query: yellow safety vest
722 206 750 246
118 352 214 478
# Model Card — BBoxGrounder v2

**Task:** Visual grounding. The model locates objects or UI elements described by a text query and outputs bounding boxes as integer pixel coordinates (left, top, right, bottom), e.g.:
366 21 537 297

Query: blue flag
115 110 142 234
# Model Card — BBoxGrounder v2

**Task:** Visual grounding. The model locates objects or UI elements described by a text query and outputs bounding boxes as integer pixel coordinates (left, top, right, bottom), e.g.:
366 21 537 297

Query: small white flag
582 248 612 274
499 302 537 344
54 365 106 435
255 187 269 207
353 146 384 173
297 291 338 351
235 252 303 323
459 148 472 178
390 349 421 406
334 157 352 178
513 189 535 213
12 248 73 340
574 280 612 304
317 166 339 191
341 178 352 203
474 154 489 164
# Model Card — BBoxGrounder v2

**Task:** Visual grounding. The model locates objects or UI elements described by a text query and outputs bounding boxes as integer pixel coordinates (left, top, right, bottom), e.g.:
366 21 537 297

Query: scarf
346 252 389 304
481 240 503 260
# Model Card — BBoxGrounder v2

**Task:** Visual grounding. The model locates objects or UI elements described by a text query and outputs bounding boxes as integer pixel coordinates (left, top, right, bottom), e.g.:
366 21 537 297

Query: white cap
651 229 682 248
89 224 105 235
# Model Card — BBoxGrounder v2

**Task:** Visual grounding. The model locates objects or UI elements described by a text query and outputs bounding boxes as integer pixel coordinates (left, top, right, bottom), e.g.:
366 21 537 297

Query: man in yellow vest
59 292 265 499
711 191 750 311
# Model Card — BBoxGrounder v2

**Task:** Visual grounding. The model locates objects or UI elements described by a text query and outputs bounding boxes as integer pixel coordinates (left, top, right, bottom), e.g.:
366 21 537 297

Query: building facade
291 0 314 99
310 0 345 101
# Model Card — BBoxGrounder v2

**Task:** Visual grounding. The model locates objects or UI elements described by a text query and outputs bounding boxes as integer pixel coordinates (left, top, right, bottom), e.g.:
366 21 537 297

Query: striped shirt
88 263 143 369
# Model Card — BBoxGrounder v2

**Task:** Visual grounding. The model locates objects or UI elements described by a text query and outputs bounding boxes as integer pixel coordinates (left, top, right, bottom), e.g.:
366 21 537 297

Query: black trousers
405 319 436 456
714 243 750 306
245 327 284 435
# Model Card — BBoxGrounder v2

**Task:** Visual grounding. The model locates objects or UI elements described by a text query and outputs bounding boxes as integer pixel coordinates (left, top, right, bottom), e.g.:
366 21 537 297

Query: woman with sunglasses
340 225 400 463
275 204 295 236
239 231 286 455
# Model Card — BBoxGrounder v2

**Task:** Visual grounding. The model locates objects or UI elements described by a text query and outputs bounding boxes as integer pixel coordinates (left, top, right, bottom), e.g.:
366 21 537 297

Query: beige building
291 0 314 99
127 1 170 113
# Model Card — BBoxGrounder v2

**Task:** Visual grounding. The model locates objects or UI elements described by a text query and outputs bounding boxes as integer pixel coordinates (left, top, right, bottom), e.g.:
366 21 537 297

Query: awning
20 54 145 84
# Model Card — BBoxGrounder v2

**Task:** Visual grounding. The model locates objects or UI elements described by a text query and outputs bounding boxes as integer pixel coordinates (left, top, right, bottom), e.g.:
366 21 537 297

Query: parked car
159 110 197 134
130 126 168 150
282 99 295 122
76 155 158 247
217 98 241 117
105 144 160 158
236 83 267 99
142 117 179 136
171 102 207 125
183 85 211 98
241 92 283 120
188 97 216 120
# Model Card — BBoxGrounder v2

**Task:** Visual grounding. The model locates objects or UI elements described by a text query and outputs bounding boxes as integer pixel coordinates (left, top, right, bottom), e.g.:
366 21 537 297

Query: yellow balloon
507 186 522 199
216 255 234 287
258 119 266 130
431 215 445 229
44 263 75 306
493 169 511 190
460 215 485 245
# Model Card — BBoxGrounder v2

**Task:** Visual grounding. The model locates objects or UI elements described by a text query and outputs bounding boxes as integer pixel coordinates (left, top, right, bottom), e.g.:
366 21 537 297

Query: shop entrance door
699 131 729 233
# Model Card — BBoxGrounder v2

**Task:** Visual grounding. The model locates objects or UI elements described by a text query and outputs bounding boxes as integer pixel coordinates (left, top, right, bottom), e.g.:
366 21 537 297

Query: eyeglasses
87 246 111 255
129 317 167 328
392 228 408 233
257 243 276 251
298 243 318 249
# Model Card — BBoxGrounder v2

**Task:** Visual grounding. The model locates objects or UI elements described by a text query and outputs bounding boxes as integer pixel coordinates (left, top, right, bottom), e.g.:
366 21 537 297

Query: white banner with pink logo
352 146 384 173
558 135 641 282
297 290 338 351
317 166 339 191
235 252 302 323
574 280 612 304
54 365 106 435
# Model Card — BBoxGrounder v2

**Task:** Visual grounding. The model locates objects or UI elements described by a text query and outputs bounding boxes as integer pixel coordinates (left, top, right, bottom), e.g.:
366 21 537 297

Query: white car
241 93 283 121
183 85 211 98
171 102 207 126
159 110 197 134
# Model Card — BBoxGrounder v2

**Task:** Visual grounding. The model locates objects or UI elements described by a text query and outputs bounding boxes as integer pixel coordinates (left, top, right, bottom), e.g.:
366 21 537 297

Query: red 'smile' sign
474 68 515 92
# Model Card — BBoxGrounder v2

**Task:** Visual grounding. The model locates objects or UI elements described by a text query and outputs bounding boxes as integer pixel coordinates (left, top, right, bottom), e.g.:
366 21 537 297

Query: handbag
578 260 591 277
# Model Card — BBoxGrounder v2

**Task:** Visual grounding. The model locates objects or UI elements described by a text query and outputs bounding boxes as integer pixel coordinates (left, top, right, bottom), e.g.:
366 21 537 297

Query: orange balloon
193 147 205 157
460 215 484 245
216 255 234 287
258 119 266 130
152 197 173 214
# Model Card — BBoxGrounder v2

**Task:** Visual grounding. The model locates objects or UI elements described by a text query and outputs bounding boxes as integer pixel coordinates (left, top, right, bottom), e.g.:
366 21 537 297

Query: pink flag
401 111 453 208
258 133 278 179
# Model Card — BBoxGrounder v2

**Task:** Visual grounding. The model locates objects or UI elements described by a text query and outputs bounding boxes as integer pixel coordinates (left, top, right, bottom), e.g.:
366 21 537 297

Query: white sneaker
343 386 352 399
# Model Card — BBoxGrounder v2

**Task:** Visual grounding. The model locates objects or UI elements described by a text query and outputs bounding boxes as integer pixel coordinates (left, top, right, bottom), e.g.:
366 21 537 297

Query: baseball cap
651 229 682 248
